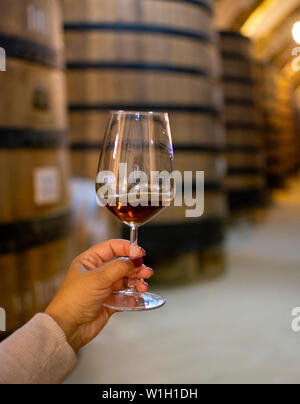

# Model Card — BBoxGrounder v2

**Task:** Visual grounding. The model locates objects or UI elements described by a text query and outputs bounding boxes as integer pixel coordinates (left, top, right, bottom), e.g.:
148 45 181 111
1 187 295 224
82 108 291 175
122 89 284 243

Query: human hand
45 239 153 352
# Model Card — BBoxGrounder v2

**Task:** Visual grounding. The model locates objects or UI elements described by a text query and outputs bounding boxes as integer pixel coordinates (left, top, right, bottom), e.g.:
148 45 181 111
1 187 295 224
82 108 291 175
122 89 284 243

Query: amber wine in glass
96 111 174 311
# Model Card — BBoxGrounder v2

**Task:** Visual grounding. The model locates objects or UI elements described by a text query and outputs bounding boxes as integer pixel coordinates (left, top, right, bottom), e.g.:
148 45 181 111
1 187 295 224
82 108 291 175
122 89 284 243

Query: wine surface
106 199 165 225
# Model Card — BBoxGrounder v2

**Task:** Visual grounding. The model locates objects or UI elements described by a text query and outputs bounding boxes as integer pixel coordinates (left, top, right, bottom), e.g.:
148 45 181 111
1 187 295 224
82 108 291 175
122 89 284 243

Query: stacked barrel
62 0 226 282
0 0 71 333
219 31 266 212
293 87 300 170
256 65 298 187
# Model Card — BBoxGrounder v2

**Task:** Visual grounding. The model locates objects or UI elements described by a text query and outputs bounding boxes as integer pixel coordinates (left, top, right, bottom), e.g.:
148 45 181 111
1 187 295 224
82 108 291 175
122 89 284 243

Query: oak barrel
0 0 72 332
220 31 266 211
63 0 226 282
255 64 298 188
292 89 300 171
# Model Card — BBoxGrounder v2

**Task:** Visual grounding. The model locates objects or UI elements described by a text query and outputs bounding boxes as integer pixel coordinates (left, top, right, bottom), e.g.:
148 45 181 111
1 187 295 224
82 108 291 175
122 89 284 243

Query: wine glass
96 111 174 311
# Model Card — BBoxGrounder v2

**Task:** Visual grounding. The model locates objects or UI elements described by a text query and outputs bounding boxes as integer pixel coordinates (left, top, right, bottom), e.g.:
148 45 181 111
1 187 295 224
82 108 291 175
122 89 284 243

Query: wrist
44 305 80 352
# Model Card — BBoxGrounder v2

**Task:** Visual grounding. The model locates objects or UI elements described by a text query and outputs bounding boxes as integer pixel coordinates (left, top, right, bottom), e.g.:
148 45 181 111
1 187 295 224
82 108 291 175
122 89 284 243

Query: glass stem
128 224 139 292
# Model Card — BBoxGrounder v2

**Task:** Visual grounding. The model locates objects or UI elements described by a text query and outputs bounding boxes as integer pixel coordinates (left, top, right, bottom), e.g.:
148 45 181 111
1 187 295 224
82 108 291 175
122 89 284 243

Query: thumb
93 257 135 288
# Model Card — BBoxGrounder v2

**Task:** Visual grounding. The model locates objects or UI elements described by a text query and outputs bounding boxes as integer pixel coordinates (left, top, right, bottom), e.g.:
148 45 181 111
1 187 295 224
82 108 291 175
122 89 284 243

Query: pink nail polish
132 258 143 268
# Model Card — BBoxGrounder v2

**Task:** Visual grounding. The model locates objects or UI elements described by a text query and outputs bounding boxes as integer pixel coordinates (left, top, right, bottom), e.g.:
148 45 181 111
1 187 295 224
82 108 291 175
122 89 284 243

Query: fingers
111 265 153 290
79 239 146 268
135 279 148 293
136 266 153 279
113 279 149 293
93 257 135 288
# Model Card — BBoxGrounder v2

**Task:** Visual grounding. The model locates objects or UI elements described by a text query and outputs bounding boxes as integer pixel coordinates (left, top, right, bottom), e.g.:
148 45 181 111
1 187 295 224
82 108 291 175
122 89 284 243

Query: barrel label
27 4 50 36
34 167 61 205
33 87 50 111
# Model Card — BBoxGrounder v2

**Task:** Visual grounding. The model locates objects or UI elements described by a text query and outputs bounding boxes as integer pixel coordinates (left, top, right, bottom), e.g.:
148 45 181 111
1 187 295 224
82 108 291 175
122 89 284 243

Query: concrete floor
66 178 300 384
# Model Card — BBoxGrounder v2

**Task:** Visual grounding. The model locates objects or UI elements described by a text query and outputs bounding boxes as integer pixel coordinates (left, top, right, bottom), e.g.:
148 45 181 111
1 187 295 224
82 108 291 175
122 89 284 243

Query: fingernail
140 247 146 256
142 279 148 287
132 258 143 268
146 266 154 273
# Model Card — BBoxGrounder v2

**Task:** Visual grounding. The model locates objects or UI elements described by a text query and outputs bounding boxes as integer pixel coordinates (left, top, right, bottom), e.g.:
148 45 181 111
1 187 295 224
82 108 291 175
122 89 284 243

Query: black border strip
67 61 208 76
0 33 63 68
0 211 72 254
69 104 221 115
63 22 212 43
0 127 68 149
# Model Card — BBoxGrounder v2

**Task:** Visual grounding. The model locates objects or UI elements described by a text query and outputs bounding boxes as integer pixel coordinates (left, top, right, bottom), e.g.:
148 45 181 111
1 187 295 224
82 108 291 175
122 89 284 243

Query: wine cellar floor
66 177 300 384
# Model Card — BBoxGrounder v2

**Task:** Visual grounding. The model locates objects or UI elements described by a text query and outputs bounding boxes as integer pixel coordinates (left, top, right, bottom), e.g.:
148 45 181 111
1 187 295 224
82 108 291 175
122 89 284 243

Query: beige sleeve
0 313 77 384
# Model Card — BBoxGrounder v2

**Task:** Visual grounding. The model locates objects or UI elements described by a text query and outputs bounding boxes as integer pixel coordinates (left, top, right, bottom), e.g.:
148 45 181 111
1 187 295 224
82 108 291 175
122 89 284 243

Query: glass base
103 290 166 311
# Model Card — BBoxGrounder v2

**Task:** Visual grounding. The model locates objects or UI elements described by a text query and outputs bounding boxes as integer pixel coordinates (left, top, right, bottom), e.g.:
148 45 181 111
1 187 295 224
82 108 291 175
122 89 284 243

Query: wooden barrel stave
64 0 223 179
226 128 262 148
65 31 220 75
17 237 71 323
0 0 72 332
220 30 266 212
0 149 70 222
0 58 66 129
225 176 264 189
150 192 226 224
257 65 297 186
0 254 21 331
224 105 259 124
67 70 222 107
226 151 263 168
70 112 226 180
64 0 226 282
223 81 255 102
0 237 72 330
69 110 225 145
71 149 226 184
219 31 252 59
62 0 214 35
222 58 254 79
0 0 63 50
174 151 225 183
